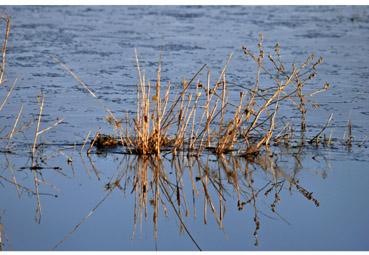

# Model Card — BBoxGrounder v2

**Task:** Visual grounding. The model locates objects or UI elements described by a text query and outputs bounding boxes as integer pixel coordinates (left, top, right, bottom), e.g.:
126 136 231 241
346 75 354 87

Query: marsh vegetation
1 6 369 250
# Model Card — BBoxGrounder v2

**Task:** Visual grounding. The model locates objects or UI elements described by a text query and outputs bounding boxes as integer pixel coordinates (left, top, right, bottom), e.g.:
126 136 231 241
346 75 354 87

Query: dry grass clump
87 33 328 158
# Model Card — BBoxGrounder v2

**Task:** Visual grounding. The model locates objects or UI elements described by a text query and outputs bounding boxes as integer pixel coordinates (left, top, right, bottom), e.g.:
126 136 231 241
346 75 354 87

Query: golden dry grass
84 34 329 158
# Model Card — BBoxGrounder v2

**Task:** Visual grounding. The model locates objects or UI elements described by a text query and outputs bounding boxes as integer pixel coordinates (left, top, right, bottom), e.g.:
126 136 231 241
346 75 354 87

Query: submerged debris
93 134 121 149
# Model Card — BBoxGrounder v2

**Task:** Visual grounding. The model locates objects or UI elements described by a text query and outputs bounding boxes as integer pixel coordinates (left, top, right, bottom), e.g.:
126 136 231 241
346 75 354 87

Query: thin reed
0 15 10 85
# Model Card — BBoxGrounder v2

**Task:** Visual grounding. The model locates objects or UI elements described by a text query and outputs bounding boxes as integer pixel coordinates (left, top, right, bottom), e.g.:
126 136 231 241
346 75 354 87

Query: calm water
0 6 369 251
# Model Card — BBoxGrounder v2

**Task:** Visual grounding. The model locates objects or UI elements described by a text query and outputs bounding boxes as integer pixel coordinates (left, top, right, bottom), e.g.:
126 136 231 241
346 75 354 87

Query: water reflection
9 146 322 250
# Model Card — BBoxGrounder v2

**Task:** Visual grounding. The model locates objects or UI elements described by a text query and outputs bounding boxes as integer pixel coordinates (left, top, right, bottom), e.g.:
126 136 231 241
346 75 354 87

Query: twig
308 113 333 144
0 78 17 112
7 104 23 141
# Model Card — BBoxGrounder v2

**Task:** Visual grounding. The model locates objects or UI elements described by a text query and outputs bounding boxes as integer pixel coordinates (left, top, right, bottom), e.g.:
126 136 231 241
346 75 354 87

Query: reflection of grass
1 142 323 249
132 152 320 247
51 150 321 250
